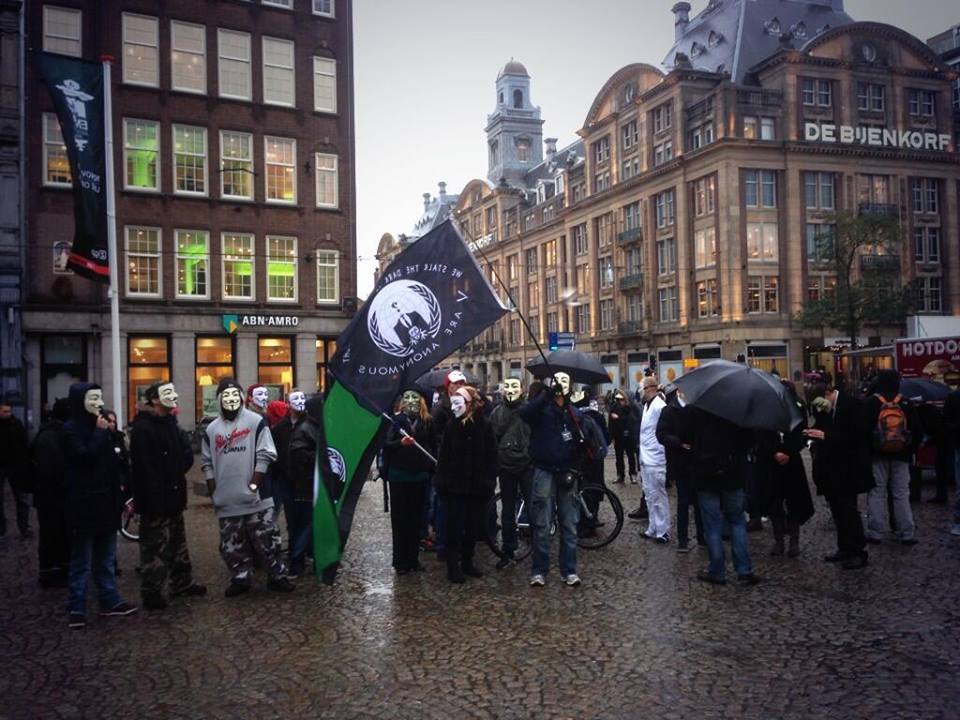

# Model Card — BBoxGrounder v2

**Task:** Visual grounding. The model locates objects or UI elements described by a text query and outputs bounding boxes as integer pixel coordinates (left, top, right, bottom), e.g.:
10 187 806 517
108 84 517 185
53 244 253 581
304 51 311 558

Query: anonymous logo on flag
327 447 346 484
367 280 442 357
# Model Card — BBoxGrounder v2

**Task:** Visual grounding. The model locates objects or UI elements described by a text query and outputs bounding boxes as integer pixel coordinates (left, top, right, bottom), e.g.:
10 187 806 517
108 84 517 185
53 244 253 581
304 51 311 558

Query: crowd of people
1 363 958 625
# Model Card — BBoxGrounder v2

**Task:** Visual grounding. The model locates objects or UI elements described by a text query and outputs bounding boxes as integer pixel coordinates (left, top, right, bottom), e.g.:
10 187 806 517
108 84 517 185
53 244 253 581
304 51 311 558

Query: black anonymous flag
329 220 509 411
35 52 109 283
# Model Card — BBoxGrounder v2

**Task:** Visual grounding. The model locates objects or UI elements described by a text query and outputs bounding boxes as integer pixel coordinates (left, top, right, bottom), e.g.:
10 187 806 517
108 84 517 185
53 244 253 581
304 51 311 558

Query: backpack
873 395 910 454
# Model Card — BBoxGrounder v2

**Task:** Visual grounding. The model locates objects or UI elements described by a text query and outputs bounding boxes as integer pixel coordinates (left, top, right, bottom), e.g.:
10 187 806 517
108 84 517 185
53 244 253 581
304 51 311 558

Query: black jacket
270 415 295 487
942 389 960 446
384 413 436 474
0 413 28 489
518 393 584 473
30 419 67 508
689 407 754 492
756 425 815 523
288 397 337 503
63 383 123 535
608 400 640 446
488 399 531 473
129 408 194 517
434 413 498 497
810 391 874 497
655 403 693 485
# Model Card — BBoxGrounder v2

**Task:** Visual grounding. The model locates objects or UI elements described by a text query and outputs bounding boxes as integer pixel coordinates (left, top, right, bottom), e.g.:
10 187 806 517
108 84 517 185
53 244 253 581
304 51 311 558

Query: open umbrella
526 350 611 385
674 359 804 432
415 368 476 393
898 378 950 404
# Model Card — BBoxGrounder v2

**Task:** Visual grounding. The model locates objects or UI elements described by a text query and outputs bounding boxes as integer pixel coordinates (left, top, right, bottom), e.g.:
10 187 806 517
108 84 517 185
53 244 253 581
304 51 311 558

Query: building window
507 254 519 283
600 299 614 331
313 0 335 17
525 247 538 274
258 337 294 400
856 82 885 112
573 224 588 256
527 279 540 309
911 178 939 214
171 20 206 94
313 57 337 113
914 227 941 265
689 121 714 150
43 114 71 186
575 265 590 296
626 247 642 275
544 239 558 266
263 37 295 107
621 157 640 181
908 89 935 118
263 0 293 8
545 275 558 304
695 227 716 268
802 78 832 107
593 136 610 164
657 237 676 276
516 138 531 162
125 226 161 297
697 279 719 318
599 256 614 289
747 276 779 313
509 318 521 346
805 223 836 263
222 233 254 300
43 6 81 56
314 153 338 208
807 275 838 302
218 29 251 100
658 286 678 322
546 312 558 333
316 338 337 393
128 336 170 422
596 214 614 248
744 116 777 139
623 201 642 231
267 235 297 301
653 141 673 167
918 277 942 313
747 222 778 262
804 172 835 210
316 250 339 303
652 102 672 133
173 125 207 195
656 190 675 228
626 293 642 323
196 337 235 421
175 230 209 299
857 175 890 205
53 240 72 274
122 13 158 86
576 304 591 334
694 176 716 216
220 131 253 200
123 119 159 191
621 120 639 150
744 170 776 208
264 137 297 204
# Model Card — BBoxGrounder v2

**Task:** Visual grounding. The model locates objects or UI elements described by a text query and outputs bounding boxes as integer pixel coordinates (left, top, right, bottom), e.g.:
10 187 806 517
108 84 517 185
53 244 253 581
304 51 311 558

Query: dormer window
624 84 636 103
513 89 523 109
690 42 704 58
536 184 546 204
791 21 806 39
764 17 781 36
498 91 504 105
516 137 531 162
708 30 723 47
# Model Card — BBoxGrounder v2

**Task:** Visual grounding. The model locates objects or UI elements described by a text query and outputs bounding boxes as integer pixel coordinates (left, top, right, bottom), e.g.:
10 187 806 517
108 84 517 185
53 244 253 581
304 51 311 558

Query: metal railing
619 273 643 290
617 227 643 245
858 203 898 218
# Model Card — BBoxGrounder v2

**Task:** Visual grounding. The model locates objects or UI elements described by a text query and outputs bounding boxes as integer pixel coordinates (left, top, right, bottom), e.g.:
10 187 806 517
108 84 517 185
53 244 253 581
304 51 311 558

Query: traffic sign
548 332 576 351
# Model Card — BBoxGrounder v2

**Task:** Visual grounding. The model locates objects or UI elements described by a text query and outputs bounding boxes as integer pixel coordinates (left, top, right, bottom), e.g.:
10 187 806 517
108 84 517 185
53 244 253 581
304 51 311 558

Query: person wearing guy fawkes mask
247 385 270 416
489 377 532 569
269 390 302 558
608 390 640 485
130 382 206 610
574 391 610 539
201 379 293 596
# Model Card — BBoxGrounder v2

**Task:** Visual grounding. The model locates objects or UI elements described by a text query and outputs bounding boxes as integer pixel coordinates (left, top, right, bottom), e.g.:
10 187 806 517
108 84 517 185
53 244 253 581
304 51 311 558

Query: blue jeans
698 489 753 580
289 501 314 573
530 467 578 577
68 532 123 614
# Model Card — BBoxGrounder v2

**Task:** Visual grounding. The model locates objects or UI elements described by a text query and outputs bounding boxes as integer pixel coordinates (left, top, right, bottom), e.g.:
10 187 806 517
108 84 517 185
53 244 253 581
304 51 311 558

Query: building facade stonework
24 0 356 429
447 2 959 392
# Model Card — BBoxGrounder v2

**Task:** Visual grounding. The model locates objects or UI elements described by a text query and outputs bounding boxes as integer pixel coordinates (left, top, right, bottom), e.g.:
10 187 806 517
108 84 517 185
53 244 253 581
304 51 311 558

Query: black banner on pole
35 52 109 283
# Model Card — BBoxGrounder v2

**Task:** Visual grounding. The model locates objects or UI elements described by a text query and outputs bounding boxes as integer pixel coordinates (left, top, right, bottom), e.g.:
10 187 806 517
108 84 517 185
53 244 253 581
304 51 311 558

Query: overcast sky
352 0 958 298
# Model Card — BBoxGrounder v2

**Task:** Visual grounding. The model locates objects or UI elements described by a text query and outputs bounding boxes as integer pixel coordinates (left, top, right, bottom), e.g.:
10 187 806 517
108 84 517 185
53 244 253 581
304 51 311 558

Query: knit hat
216 378 243 396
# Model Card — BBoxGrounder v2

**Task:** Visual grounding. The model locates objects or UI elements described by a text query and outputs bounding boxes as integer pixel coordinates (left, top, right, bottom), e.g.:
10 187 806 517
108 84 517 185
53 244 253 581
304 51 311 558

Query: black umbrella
416 367 476 392
898 378 950 403
674 359 804 432
526 350 612 385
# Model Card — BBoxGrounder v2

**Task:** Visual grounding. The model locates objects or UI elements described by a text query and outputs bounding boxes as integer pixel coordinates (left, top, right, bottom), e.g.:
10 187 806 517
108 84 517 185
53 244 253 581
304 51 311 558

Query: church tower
485 60 544 185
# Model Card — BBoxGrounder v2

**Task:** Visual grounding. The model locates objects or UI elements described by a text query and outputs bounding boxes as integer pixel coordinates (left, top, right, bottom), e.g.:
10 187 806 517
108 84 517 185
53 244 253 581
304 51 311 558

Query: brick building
24 0 355 428
448 0 959 391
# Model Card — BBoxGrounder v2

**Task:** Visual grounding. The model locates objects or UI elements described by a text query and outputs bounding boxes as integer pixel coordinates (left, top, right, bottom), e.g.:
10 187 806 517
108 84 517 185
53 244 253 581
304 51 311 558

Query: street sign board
548 331 575 351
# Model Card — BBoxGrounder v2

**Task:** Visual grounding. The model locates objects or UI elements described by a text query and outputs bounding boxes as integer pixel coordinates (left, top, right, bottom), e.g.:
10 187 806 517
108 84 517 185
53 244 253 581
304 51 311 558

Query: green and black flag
314 221 510 575
35 53 110 283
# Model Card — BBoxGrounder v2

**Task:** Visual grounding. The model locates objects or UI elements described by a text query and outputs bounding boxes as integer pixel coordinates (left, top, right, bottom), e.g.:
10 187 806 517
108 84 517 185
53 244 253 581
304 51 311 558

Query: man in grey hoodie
201 378 294 597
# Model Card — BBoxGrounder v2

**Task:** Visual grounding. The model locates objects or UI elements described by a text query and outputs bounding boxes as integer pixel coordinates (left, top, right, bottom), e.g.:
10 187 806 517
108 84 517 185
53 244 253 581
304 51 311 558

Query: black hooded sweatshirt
130 405 194 517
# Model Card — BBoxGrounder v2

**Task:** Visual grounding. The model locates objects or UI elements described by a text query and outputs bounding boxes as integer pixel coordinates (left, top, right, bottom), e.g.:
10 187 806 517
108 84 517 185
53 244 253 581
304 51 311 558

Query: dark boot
461 550 483 579
446 549 465 584
770 518 785 556
787 520 800 558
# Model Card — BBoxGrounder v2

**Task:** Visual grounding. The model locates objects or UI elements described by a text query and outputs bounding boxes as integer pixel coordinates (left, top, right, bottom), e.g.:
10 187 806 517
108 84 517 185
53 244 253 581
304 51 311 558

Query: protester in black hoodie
130 382 206 610
489 377 531 568
63 382 136 628
607 390 640 484
656 387 702 553
32 398 71 588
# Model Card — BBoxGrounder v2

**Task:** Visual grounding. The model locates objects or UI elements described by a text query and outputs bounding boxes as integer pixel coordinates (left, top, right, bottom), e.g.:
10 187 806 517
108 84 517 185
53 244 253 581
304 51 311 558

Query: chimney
422 192 431 210
438 181 447 198
672 2 691 41
545 138 558 162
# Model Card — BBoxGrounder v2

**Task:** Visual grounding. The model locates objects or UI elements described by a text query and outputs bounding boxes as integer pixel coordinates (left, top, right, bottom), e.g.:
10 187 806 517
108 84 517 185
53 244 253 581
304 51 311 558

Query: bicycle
485 481 624 561
120 497 140 542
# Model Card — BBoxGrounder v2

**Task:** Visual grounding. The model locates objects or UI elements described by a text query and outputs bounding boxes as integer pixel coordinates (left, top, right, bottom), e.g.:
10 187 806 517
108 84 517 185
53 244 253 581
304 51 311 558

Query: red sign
895 336 960 380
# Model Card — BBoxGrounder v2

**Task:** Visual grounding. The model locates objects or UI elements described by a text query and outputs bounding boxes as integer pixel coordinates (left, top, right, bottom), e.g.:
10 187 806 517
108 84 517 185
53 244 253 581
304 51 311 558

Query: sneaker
495 556 514 570
655 534 670 545
529 574 546 587
68 612 86 629
696 570 726 586
563 573 582 587
170 583 207 598
100 602 138 617
737 573 763 586
950 524 960 537
267 577 296 593
677 541 692 554
224 579 251 598
627 507 649 521
629 475 639 485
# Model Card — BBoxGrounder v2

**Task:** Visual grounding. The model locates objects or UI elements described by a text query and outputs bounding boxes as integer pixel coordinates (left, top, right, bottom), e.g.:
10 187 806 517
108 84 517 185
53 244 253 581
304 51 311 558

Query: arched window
498 91 504 105
513 89 523 108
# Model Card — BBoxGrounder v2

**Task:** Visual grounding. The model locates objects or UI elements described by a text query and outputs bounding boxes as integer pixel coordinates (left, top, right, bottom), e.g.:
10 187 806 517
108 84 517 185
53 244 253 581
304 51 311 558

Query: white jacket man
638 376 670 542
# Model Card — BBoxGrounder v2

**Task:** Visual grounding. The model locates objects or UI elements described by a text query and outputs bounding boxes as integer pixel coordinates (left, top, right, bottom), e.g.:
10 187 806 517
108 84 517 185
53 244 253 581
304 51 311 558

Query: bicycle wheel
484 492 533 561
120 497 140 542
576 484 624 550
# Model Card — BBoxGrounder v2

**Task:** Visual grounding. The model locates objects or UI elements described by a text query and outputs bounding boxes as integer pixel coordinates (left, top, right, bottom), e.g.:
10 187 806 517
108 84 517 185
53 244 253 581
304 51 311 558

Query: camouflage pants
140 513 194 600
218 508 287 582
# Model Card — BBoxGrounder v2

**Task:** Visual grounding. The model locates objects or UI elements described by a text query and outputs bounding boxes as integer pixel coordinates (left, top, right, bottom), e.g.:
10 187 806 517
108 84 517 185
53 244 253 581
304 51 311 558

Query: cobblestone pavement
2 456 959 720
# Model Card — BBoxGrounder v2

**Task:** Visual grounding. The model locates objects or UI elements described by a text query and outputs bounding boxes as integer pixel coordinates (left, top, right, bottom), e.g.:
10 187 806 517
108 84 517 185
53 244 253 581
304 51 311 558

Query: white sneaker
563 573 582 587
529 574 546 587
950 524 960 537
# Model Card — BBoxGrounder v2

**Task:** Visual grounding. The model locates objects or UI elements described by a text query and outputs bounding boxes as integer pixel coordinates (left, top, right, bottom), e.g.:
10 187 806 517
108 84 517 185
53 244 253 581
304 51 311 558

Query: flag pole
379 411 438 465
101 55 122 427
